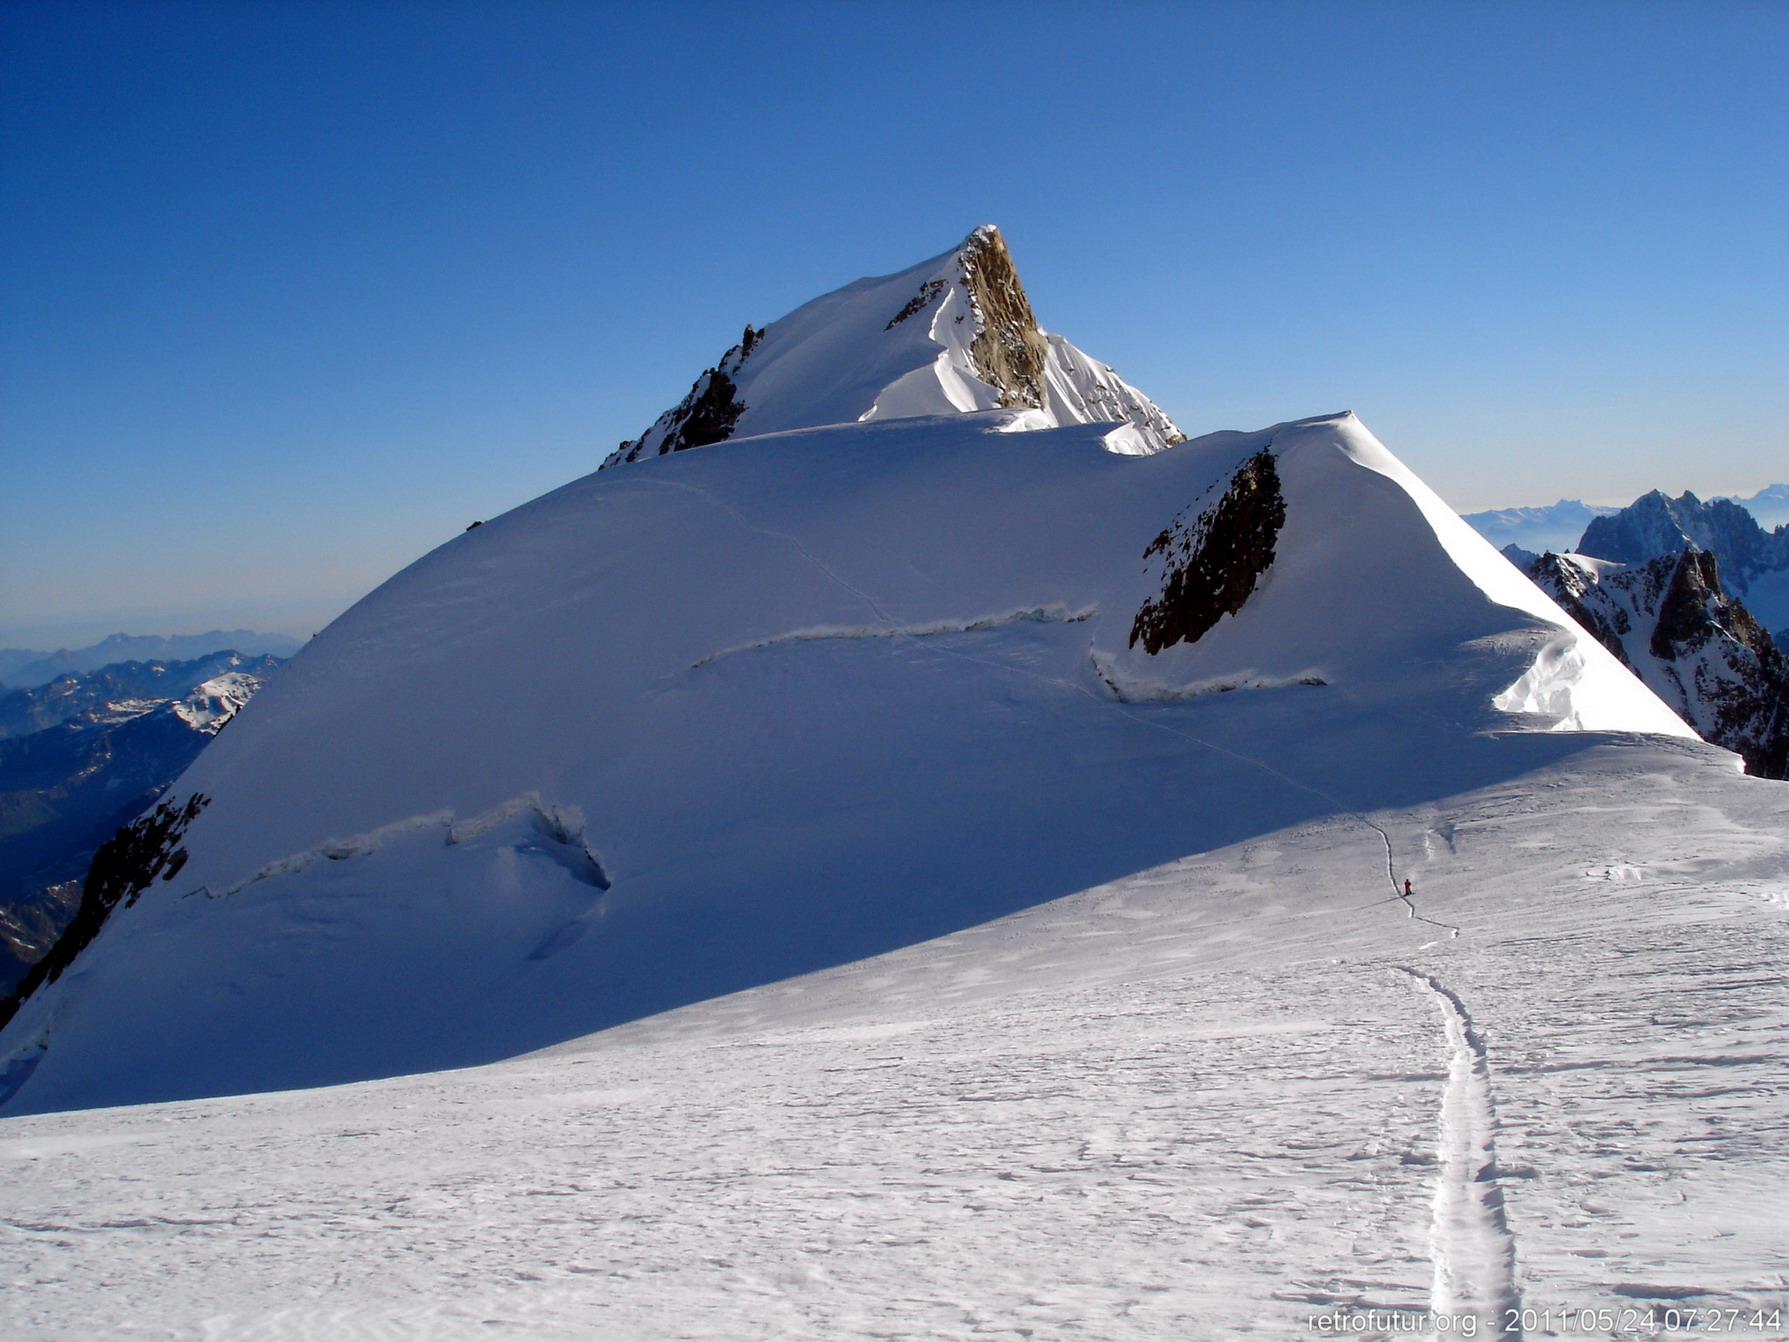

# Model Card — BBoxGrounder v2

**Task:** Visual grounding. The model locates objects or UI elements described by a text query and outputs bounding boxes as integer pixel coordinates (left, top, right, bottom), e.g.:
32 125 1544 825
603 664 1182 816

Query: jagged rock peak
601 226 1185 469
1579 489 1789 581
1526 547 1789 779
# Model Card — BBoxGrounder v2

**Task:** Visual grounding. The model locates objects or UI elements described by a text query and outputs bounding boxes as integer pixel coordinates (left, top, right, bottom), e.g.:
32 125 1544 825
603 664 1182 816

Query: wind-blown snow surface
0 410 1696 1120
3 734 1787 1340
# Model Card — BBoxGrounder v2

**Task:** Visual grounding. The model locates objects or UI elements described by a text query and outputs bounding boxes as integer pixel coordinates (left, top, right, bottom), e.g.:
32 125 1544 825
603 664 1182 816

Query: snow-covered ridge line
202 793 606 899
691 605 1097 668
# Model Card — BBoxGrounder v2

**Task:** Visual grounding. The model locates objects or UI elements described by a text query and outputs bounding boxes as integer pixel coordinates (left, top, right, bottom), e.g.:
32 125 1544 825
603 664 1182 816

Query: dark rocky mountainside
0 654 279 991
1130 449 1285 655
0 794 209 1035
603 325 761 467
1528 548 1788 779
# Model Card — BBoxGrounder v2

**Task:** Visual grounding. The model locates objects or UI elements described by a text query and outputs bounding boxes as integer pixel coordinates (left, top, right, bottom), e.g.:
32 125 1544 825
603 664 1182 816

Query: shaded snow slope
0 412 1695 1116
602 226 1183 467
2 734 1785 1340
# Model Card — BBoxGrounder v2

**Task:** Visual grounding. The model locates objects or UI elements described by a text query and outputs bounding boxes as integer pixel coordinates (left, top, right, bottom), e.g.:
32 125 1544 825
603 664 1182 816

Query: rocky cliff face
957 225 1051 410
1528 548 1788 779
602 226 1183 469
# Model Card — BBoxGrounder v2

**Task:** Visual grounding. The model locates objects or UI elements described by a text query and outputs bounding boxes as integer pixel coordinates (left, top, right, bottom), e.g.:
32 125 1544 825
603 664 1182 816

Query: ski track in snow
1399 968 1524 1339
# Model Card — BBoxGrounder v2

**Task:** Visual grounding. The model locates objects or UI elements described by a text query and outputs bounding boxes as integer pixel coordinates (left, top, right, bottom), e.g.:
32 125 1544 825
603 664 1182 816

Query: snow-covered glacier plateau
2 229 1785 1341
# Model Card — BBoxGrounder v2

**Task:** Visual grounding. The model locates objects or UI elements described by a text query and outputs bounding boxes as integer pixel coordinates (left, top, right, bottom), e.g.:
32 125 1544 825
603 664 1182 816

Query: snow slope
602 226 1183 467
0 408 1694 1117
2 730 1785 1341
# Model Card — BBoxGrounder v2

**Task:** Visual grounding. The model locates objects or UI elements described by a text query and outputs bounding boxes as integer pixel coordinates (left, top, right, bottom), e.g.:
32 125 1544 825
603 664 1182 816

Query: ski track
1399 968 1524 1339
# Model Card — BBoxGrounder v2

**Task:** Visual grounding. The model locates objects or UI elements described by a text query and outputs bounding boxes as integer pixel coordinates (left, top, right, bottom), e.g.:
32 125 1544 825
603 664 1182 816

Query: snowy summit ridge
602 225 1186 467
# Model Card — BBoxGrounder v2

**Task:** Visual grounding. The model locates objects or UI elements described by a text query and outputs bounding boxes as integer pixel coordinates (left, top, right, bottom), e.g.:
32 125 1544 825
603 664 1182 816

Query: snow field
3 737 1786 1340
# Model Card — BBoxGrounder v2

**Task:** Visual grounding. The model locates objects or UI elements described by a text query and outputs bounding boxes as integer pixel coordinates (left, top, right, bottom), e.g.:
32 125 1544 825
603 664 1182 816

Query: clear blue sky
3 0 1784 647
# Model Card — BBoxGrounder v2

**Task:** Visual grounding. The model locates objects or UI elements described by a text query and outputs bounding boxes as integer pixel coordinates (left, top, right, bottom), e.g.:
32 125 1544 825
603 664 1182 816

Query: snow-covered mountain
1526 549 1788 778
603 226 1184 468
1461 498 1618 555
0 650 280 739
0 632 301 690
4 230 1787 1340
0 389 1691 1115
1578 488 1789 637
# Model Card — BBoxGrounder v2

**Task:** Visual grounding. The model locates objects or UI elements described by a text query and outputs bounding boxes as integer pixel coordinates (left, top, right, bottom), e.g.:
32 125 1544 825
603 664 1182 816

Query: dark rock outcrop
1130 450 1285 655
0 793 208 1031
606 326 761 467
885 278 945 330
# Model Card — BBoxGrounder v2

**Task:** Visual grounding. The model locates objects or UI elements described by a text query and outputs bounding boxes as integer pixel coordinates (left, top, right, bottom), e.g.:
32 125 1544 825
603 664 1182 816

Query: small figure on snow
1402 878 1413 900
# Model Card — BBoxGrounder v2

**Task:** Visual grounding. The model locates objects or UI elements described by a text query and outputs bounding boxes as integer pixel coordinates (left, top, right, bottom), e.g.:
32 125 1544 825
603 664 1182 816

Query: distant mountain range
1460 499 1620 555
1577 490 1789 638
1716 483 1789 529
0 631 303 690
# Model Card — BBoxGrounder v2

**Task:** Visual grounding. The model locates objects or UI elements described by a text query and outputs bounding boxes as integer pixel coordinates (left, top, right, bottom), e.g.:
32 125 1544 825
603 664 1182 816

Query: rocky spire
956 225 1050 411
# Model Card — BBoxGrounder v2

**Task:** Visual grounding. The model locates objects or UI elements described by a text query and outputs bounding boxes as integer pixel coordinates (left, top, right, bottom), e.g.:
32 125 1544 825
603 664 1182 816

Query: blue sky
3 0 1784 646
